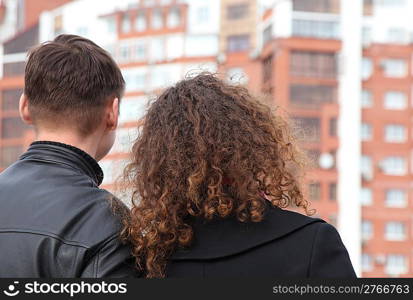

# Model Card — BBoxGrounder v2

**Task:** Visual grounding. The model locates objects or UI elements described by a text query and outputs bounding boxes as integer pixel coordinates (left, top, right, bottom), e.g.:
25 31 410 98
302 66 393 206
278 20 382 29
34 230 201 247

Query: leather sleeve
80 234 140 278
308 223 357 278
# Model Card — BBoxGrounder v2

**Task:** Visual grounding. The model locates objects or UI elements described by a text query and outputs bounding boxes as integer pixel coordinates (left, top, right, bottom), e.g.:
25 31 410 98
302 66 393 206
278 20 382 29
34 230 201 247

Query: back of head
123 73 309 277
24 34 124 136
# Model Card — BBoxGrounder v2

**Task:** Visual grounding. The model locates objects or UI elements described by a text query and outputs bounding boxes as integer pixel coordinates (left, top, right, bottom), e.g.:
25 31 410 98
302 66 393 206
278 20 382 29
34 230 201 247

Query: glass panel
0 146 23 168
2 117 28 139
2 89 22 111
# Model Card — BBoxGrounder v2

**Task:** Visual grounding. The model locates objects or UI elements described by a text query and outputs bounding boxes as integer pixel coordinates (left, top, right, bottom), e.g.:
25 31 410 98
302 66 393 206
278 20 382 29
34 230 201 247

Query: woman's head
122 73 310 277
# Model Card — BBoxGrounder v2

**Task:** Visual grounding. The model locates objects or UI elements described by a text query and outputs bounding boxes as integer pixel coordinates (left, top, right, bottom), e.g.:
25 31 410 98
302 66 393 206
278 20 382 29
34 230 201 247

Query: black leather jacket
0 141 137 278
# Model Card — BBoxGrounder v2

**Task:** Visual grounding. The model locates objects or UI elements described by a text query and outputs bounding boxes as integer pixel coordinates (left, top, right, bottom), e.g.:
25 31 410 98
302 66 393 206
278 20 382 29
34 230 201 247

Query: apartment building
1 0 412 278
0 0 73 171
254 0 413 277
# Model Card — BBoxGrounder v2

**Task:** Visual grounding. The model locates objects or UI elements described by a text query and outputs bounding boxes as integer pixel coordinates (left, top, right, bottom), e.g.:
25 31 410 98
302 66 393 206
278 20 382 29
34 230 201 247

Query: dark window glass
3 24 38 54
227 3 249 20
291 51 337 78
3 61 26 77
1 117 28 139
263 55 273 83
309 182 321 201
2 89 22 111
227 34 250 52
306 149 321 166
293 0 340 13
329 183 337 201
329 118 337 136
294 117 321 142
0 146 23 168
290 84 337 108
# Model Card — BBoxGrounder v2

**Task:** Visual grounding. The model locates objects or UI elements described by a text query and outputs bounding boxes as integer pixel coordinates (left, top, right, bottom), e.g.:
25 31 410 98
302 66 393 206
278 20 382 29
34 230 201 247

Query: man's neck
35 131 99 160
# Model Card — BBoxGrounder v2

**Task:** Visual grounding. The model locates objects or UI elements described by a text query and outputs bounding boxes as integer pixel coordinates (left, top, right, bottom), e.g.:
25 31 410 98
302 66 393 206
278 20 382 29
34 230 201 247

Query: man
0 34 136 277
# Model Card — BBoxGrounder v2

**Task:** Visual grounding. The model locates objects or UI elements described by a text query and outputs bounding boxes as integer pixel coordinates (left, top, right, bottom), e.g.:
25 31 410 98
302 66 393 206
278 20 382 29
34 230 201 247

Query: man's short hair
24 34 125 136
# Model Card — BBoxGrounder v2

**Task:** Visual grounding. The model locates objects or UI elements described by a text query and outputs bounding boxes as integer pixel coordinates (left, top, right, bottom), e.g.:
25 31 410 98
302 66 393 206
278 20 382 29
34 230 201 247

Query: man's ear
107 97 119 131
19 93 33 125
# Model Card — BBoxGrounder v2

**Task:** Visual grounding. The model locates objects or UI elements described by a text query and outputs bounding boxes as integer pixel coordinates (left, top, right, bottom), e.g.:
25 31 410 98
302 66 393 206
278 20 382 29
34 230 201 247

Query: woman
122 74 356 278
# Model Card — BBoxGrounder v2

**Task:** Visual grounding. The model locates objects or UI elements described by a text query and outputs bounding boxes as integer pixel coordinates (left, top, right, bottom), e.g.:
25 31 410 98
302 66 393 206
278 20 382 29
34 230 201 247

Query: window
227 3 249 20
133 41 147 61
106 17 116 33
167 7 181 28
100 159 129 185
0 146 23 168
185 35 218 57
263 55 273 83
291 51 337 78
3 62 26 77
197 6 209 23
385 222 406 241
361 187 372 206
123 68 147 92
166 35 184 59
150 37 165 61
2 89 22 111
362 253 373 272
362 26 372 45
362 57 373 79
380 157 406 176
111 128 139 154
119 44 130 62
361 155 372 180
122 14 131 33
119 97 148 124
361 220 373 240
290 85 336 108
361 123 372 141
386 255 408 275
309 182 321 201
1 117 28 139
227 35 250 52
379 0 406 6
294 117 321 142
135 12 146 31
329 183 337 201
385 189 407 208
381 59 407 78
152 9 163 29
292 0 340 13
292 20 339 39
361 90 372 108
384 91 407 110
387 28 406 43
385 124 406 143
226 67 248 85
329 118 337 137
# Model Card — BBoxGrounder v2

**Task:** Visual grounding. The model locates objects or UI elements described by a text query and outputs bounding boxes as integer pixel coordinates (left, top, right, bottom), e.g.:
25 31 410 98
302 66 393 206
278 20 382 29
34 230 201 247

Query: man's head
20 34 124 160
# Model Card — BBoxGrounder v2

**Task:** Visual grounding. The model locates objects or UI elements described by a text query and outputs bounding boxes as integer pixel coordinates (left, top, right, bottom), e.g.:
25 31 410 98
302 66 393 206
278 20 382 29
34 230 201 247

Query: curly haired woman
121 74 356 278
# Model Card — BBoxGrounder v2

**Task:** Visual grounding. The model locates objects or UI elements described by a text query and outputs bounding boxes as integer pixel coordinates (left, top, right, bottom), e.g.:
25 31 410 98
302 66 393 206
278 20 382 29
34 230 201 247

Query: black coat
167 205 356 277
0 141 136 278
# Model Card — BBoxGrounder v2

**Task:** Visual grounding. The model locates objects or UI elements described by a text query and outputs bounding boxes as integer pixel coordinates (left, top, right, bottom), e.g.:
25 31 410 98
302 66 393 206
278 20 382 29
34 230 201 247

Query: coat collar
171 205 324 260
20 141 104 186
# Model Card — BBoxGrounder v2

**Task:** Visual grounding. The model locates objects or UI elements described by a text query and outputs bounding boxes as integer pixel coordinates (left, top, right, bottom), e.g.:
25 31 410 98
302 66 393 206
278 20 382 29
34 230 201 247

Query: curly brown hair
121 73 312 278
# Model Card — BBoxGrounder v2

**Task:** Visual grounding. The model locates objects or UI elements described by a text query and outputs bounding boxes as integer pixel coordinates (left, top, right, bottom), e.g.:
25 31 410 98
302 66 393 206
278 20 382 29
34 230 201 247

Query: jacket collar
20 141 104 186
171 205 324 260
